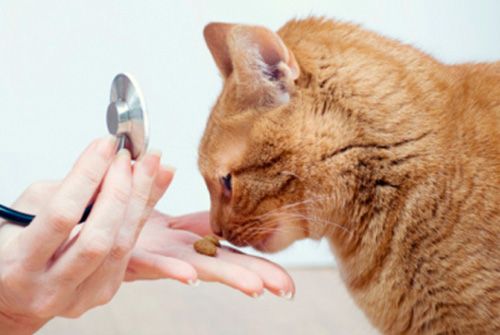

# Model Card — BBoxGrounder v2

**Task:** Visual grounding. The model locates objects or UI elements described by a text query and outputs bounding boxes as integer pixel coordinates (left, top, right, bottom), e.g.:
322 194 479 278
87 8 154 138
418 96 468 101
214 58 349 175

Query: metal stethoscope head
106 73 149 159
0 73 149 226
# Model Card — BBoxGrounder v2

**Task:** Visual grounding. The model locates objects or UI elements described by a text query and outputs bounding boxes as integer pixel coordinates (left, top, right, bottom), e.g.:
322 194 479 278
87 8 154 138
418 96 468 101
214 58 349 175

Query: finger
131 165 174 231
49 149 132 284
79 151 163 300
18 137 117 270
217 247 295 298
11 180 61 214
173 250 264 297
66 251 128 316
69 156 181 311
167 211 212 236
114 150 162 251
125 249 197 283
149 164 175 205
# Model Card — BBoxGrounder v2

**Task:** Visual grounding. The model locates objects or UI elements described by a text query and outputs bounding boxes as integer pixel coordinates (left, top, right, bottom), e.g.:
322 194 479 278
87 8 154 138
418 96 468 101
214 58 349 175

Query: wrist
0 310 49 335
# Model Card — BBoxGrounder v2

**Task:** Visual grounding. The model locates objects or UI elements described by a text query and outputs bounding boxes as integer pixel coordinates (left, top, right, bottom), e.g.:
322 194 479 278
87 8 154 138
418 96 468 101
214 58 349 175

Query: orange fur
199 18 500 334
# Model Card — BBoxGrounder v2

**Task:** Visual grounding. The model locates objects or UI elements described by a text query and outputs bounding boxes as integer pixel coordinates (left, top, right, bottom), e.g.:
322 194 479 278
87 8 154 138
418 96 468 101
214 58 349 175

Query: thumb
167 211 212 236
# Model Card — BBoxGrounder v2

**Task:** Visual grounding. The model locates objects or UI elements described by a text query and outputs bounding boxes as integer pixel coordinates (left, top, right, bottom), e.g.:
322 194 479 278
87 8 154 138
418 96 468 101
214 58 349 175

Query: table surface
39 268 379 335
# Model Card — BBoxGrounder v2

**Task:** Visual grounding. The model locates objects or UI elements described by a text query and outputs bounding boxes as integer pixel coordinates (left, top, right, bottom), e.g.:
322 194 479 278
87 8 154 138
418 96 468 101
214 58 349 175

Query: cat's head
198 22 348 252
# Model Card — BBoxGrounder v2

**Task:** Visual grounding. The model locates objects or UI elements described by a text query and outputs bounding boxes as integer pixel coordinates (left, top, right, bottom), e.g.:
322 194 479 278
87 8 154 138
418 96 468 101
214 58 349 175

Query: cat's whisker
248 210 352 235
249 204 352 235
282 211 348 232
252 195 331 221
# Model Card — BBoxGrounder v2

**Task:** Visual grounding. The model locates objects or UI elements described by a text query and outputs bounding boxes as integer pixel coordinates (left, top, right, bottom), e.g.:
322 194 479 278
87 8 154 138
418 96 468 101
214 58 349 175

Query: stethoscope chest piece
106 73 149 160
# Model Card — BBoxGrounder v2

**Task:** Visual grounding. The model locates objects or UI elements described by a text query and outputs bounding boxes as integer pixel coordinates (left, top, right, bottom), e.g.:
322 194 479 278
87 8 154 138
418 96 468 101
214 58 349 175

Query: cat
198 18 499 334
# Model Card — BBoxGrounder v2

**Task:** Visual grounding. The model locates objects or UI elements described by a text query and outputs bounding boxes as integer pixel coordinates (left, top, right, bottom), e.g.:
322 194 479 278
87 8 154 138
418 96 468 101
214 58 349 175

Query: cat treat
193 235 221 257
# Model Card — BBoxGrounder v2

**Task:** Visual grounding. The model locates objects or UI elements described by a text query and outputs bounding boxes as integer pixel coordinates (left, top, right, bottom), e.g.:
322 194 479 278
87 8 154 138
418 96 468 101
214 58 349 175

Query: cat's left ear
204 23 300 108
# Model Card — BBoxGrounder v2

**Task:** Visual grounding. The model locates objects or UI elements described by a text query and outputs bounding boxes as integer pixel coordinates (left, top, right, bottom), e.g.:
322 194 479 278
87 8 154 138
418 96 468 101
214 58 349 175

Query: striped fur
199 18 500 334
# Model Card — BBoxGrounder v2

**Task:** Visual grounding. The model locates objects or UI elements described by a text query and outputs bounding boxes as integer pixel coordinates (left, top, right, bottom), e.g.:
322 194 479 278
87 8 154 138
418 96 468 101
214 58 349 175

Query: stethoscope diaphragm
106 73 149 160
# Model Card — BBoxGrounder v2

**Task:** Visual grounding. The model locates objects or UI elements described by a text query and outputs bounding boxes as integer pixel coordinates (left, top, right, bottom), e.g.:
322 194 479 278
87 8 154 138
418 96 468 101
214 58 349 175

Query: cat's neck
280 19 453 283
278 20 498 289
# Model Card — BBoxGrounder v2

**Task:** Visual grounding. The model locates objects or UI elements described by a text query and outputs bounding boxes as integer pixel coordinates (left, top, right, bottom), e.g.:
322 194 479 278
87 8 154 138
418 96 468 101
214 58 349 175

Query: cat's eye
220 173 232 196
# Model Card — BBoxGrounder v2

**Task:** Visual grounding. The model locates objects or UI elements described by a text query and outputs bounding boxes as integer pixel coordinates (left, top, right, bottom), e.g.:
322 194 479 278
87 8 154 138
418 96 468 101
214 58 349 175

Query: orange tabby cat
198 18 499 334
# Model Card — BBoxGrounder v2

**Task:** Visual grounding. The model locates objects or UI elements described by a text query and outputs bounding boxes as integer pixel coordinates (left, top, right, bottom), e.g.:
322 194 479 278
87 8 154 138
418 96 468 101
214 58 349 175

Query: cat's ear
204 22 300 107
203 23 234 78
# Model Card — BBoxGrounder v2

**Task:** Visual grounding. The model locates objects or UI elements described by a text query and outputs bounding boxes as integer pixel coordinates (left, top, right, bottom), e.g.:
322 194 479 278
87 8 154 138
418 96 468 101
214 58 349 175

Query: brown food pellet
204 235 221 247
194 236 219 257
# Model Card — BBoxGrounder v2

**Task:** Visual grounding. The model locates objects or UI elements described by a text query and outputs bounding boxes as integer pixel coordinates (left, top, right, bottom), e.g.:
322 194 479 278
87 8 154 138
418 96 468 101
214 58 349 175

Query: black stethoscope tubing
0 204 92 227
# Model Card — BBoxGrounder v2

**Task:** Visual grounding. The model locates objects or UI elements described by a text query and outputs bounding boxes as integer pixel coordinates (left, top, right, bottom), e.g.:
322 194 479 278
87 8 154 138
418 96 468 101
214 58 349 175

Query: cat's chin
253 241 292 253
251 229 303 253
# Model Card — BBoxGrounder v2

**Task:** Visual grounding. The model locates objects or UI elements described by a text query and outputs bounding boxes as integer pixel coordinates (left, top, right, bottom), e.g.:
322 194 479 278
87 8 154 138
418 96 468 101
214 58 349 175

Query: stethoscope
0 73 149 227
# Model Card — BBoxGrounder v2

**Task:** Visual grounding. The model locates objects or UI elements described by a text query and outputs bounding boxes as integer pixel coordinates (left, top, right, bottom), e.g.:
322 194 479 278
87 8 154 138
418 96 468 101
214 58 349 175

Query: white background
1 0 498 266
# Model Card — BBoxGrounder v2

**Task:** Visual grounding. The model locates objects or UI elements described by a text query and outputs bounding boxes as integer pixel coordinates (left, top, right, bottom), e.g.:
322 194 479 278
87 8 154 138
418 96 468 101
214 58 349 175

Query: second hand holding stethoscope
0 73 150 226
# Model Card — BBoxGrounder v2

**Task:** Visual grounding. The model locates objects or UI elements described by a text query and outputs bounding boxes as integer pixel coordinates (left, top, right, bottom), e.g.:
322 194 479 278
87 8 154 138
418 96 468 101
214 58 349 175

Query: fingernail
147 148 162 158
88 139 99 150
116 148 131 166
142 149 162 176
279 290 293 300
117 148 130 157
161 164 176 174
187 279 200 287
252 291 264 299
96 135 117 157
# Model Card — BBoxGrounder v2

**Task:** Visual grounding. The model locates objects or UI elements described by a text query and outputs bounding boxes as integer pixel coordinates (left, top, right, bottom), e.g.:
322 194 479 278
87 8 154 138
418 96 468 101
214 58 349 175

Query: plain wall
1 0 498 266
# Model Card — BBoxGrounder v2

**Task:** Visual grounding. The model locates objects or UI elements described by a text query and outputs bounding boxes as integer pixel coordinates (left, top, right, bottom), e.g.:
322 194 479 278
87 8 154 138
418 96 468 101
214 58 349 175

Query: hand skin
126 210 295 298
0 137 171 334
0 139 295 334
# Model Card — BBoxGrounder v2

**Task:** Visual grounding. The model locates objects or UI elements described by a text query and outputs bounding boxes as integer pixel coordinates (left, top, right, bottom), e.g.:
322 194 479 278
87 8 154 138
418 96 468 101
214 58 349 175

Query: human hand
0 137 173 334
126 210 295 299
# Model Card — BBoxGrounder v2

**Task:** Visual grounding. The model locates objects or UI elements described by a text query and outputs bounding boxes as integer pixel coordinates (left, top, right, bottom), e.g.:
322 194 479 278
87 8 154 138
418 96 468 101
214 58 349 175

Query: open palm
126 210 295 298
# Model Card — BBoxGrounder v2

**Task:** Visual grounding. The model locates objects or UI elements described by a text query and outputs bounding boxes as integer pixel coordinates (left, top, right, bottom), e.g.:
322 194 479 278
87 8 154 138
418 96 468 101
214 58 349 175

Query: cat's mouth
223 217 307 253
227 232 278 253
221 220 279 252
253 233 275 252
